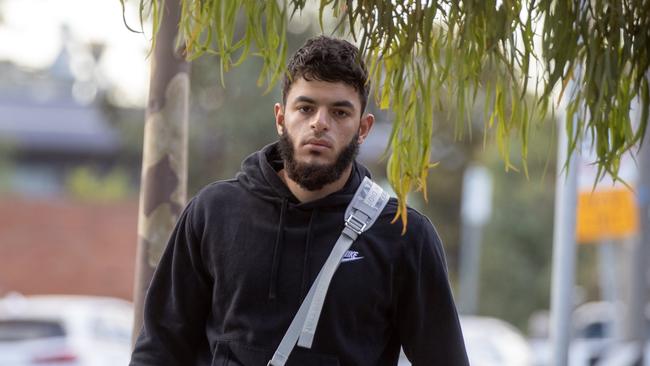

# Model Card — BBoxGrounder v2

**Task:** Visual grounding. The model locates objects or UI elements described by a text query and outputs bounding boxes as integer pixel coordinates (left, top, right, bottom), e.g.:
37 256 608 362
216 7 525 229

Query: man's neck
278 165 353 203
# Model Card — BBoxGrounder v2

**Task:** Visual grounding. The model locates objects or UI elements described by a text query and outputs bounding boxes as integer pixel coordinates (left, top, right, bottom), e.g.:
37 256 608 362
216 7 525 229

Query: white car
0 294 133 366
397 315 533 366
460 316 533 366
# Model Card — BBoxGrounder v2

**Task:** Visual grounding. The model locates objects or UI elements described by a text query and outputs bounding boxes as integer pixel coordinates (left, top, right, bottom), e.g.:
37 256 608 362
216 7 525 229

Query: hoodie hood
236 141 372 300
236 141 371 209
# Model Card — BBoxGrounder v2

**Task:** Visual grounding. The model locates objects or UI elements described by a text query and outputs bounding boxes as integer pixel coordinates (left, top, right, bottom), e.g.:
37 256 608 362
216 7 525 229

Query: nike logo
341 250 364 263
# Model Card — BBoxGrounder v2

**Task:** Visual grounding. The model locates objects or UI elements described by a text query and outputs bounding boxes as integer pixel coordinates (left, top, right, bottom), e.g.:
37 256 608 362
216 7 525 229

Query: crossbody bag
267 177 390 366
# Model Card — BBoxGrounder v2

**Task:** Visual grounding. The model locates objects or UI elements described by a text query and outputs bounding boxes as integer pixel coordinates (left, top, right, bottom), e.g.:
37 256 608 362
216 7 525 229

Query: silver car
0 294 133 366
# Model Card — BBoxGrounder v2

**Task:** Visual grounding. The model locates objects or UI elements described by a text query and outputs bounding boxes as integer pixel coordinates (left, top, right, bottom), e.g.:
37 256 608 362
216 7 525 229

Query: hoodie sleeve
130 198 213 366
397 214 469 366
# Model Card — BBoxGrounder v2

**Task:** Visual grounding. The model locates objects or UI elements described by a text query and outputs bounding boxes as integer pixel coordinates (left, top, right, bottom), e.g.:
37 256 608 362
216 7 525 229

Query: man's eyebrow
292 96 356 110
331 100 355 109
293 96 316 104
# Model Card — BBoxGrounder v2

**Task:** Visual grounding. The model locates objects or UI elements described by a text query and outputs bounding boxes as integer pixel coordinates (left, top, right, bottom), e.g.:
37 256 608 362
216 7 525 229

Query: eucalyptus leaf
127 0 650 230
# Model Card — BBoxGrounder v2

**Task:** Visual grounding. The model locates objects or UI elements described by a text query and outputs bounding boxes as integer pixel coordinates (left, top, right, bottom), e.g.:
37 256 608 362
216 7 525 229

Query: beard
278 130 360 191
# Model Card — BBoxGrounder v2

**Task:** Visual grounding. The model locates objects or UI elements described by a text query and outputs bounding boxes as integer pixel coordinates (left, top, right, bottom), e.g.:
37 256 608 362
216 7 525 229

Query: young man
130 36 469 366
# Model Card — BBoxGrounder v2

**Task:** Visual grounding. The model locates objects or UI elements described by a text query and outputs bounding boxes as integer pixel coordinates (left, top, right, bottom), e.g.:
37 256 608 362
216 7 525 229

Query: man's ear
274 103 285 135
357 113 375 144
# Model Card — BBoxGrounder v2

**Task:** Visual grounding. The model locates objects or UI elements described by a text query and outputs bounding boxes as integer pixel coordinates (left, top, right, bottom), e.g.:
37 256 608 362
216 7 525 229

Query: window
0 320 65 341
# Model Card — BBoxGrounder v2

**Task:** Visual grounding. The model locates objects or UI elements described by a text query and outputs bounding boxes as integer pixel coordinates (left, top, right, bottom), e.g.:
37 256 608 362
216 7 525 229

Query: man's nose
310 108 330 132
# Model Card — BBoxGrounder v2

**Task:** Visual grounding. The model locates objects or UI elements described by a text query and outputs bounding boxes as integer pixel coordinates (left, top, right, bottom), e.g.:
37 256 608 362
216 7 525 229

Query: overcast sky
0 0 150 106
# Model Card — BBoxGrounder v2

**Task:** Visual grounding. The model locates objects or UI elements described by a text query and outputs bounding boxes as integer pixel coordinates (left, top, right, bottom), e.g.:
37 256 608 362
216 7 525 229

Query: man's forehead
287 78 360 108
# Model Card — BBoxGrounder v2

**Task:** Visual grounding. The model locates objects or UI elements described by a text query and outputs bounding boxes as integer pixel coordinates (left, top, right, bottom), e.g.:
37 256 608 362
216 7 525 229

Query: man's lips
303 138 333 149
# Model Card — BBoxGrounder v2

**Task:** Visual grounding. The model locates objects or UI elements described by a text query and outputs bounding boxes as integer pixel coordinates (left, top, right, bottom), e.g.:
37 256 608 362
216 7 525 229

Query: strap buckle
344 213 366 235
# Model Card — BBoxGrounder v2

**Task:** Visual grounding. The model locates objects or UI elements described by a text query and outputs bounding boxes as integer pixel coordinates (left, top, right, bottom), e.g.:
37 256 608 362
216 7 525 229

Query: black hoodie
130 142 469 366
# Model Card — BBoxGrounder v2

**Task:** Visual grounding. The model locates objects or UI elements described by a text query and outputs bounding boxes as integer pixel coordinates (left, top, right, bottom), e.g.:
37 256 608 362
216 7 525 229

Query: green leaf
132 0 650 231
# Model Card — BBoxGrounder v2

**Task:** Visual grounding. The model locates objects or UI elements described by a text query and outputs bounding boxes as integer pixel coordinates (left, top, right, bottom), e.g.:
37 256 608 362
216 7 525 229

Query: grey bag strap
267 177 390 366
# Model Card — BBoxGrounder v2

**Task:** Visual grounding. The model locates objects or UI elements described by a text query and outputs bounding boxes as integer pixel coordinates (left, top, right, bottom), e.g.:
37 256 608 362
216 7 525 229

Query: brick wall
0 196 138 300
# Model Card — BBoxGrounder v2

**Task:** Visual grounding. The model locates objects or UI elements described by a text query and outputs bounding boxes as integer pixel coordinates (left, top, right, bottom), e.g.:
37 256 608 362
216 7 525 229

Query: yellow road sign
576 188 638 243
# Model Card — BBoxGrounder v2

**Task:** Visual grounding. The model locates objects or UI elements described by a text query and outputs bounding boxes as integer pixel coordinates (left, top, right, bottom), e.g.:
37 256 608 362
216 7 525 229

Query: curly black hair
282 36 370 113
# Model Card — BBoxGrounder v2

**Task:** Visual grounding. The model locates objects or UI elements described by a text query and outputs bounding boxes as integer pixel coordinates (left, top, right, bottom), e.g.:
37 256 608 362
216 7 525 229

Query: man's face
274 78 374 190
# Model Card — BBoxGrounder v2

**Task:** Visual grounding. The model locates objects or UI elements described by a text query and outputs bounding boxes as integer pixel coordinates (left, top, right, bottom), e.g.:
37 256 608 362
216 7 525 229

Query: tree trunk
131 0 190 345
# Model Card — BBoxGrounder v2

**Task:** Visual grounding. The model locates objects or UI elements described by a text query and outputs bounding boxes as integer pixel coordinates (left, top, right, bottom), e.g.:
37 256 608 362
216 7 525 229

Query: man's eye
333 110 349 118
298 106 312 113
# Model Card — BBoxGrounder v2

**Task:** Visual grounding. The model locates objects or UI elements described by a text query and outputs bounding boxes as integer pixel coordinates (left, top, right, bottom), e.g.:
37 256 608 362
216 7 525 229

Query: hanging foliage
123 0 650 231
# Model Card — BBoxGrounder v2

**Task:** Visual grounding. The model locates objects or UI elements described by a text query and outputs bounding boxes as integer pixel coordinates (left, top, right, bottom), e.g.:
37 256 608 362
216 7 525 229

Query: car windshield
0 320 65 341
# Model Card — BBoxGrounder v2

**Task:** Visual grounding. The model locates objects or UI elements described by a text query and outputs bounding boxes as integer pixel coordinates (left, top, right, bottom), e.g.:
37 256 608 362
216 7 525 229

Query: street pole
598 239 621 339
622 97 650 363
459 165 493 315
549 111 579 366
458 223 483 315
131 0 190 346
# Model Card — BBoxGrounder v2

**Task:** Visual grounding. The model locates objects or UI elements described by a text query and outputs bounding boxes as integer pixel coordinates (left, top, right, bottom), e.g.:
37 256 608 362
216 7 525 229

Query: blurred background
0 1 647 365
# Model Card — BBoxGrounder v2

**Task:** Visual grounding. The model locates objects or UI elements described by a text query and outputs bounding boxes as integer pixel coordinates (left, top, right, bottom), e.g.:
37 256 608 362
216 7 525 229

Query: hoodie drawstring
269 198 288 300
299 210 317 301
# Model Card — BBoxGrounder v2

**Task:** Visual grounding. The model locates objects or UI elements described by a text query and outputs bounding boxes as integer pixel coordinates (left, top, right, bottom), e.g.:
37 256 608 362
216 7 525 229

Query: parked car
397 315 532 366
0 294 133 366
460 315 533 366
528 301 650 366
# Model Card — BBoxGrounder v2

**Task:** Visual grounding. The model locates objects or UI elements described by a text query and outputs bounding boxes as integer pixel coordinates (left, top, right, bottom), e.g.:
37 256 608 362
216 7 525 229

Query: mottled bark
131 0 190 345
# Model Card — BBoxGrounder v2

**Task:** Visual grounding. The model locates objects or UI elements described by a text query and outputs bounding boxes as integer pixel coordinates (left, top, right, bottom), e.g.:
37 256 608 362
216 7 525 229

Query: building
0 34 138 300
